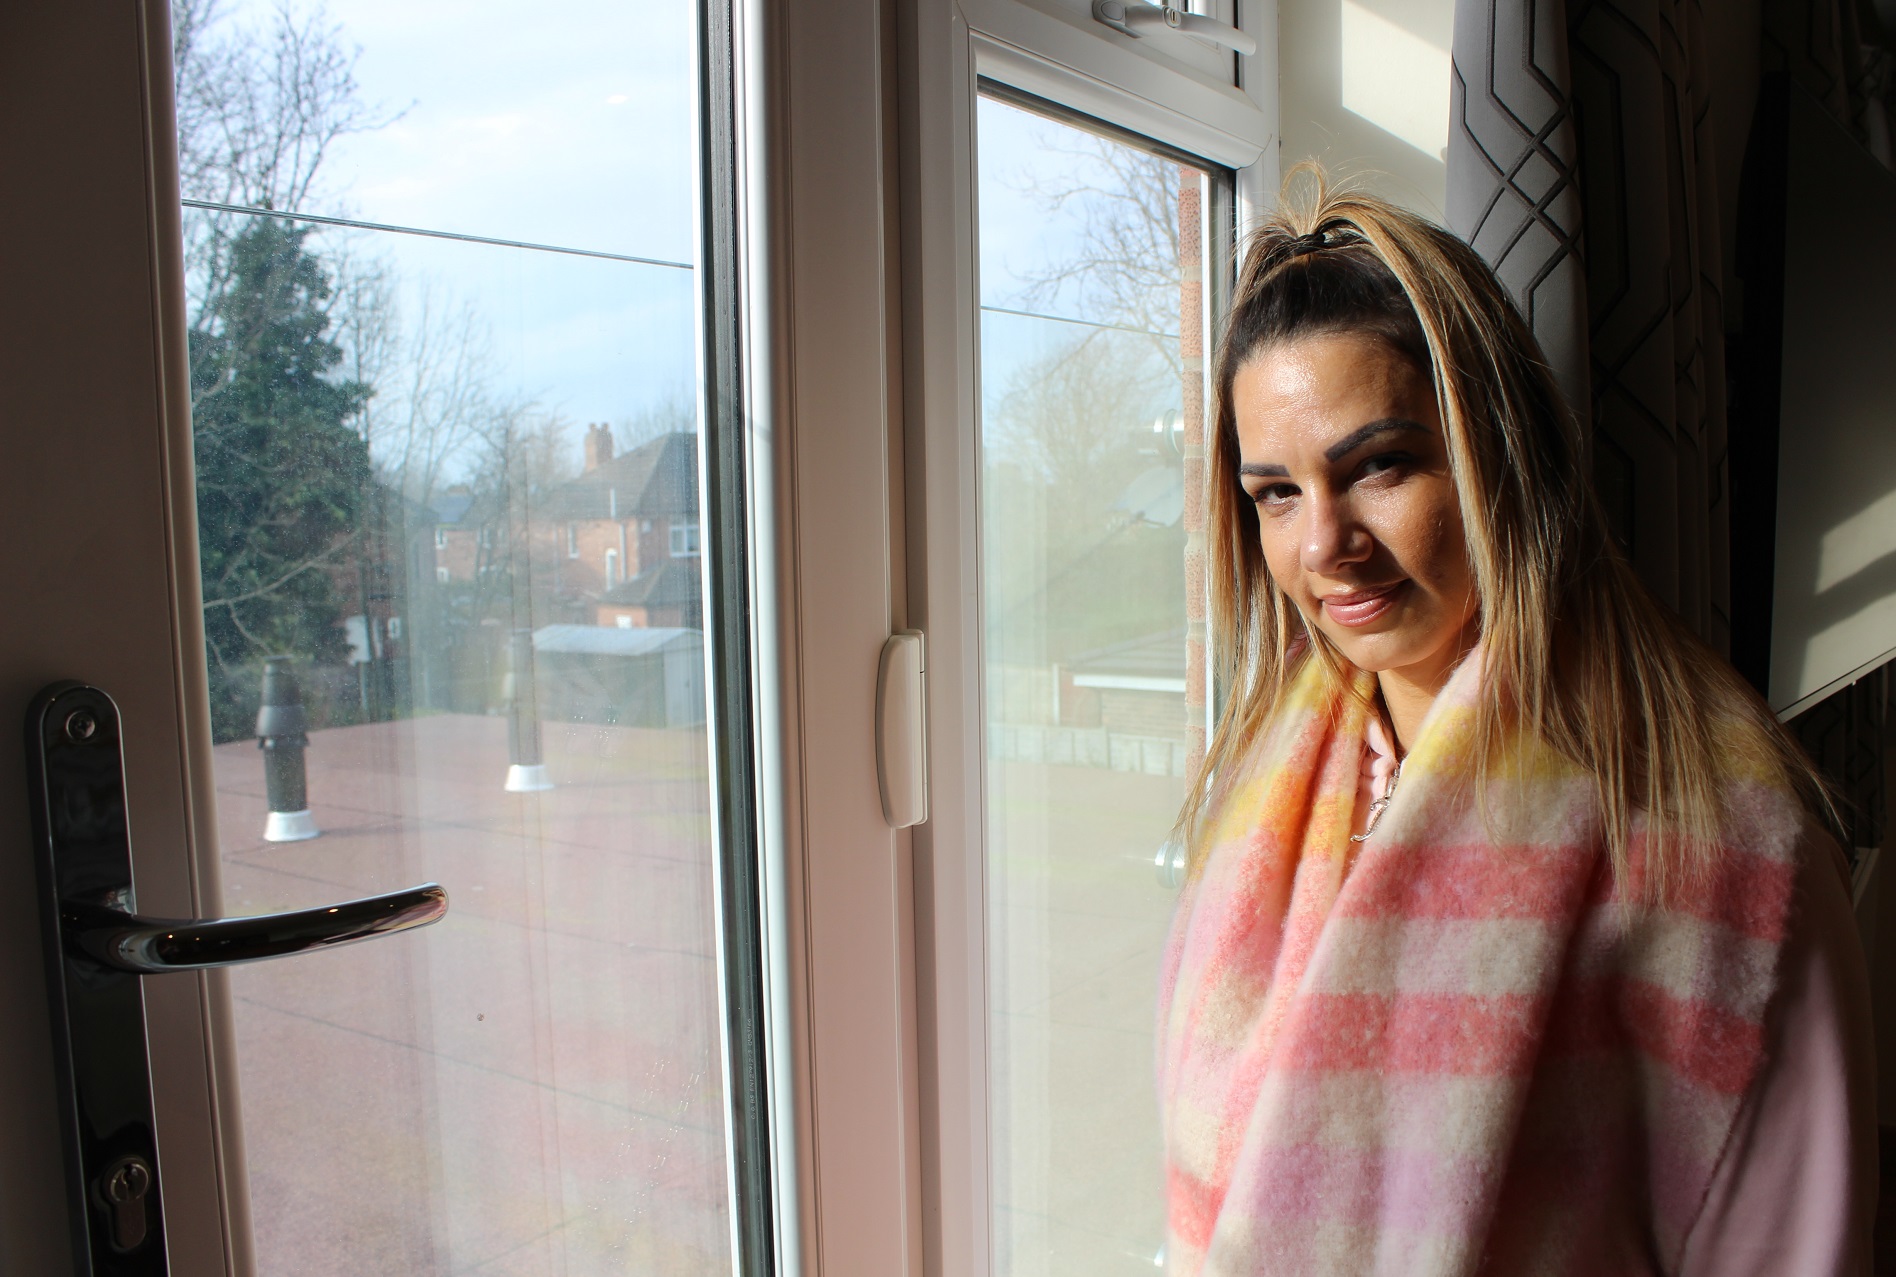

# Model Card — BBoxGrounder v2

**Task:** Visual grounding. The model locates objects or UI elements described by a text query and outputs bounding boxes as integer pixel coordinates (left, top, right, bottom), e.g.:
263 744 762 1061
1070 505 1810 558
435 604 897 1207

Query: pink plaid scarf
1158 653 1803 1274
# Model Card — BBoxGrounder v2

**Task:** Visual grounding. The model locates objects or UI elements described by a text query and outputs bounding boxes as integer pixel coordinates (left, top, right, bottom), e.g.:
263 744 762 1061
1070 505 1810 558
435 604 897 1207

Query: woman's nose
1301 492 1370 575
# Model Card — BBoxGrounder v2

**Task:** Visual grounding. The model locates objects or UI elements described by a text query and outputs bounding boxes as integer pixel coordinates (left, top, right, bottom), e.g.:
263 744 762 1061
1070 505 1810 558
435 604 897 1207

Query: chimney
583 422 615 472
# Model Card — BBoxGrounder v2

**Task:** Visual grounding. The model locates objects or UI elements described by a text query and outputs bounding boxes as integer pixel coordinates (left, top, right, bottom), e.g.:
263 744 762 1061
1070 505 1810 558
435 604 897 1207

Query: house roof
599 559 701 608
430 490 475 526
1112 465 1184 527
1066 627 1187 680
533 624 702 657
546 431 698 521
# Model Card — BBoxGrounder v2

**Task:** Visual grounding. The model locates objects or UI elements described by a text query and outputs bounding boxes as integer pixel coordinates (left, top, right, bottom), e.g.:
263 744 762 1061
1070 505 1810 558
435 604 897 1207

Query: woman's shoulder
1674 814 1876 1273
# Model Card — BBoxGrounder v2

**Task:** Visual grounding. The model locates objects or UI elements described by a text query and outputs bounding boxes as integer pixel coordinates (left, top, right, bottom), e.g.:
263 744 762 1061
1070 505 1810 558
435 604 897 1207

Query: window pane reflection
178 2 732 1269
977 92 1222 1274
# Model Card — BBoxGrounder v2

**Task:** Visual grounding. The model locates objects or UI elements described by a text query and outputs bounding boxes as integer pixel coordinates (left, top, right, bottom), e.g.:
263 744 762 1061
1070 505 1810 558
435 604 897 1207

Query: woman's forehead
1233 333 1437 454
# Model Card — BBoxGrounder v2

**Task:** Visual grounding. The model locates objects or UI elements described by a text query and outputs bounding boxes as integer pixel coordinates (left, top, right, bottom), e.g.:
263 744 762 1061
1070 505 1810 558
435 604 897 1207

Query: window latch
876 632 928 829
1092 1 1259 56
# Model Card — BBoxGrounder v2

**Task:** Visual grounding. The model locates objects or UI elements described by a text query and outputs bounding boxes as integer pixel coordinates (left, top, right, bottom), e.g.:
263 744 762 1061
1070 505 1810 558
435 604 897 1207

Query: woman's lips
1319 580 1407 628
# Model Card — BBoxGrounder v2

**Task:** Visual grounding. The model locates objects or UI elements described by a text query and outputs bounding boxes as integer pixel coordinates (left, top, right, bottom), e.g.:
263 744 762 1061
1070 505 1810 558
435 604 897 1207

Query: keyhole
96 1155 154 1253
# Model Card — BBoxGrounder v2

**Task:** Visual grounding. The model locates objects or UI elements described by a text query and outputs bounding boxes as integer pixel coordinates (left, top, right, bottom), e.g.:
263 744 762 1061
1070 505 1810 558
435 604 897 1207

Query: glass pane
977 93 1220 1274
175 2 732 1270
174 0 695 256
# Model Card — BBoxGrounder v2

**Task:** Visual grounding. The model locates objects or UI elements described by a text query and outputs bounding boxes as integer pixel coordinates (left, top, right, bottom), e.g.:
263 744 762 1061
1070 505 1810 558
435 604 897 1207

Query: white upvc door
894 3 1275 1273
0 2 1272 1274
0 1 849 1272
2 6 240 1270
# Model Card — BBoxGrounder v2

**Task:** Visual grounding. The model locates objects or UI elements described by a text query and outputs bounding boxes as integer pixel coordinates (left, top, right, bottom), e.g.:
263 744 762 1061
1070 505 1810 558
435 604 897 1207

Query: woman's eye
1358 452 1414 480
1251 483 1297 507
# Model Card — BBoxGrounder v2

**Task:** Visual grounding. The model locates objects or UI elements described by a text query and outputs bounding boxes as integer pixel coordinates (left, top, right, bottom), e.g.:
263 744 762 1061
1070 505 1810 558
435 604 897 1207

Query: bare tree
615 386 698 454
1003 122 1186 376
173 0 385 211
986 332 1164 497
465 405 576 629
983 332 1186 663
333 266 496 513
173 0 404 321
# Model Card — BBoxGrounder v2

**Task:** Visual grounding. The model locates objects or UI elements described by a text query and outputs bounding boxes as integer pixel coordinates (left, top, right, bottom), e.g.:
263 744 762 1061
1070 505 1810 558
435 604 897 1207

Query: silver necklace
1351 756 1404 844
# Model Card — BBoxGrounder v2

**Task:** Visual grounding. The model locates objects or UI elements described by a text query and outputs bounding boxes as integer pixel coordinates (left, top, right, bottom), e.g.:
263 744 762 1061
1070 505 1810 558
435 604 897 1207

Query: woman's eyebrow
1323 417 1429 462
1237 419 1428 478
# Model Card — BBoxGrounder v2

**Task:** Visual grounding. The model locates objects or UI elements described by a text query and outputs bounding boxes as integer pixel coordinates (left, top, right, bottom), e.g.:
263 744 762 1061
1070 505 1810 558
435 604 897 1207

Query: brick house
542 425 702 627
596 559 702 628
428 486 483 584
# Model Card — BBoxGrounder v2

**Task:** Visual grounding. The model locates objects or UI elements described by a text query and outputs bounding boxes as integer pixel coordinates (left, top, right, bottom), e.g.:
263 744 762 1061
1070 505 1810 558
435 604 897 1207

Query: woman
1157 171 1876 1275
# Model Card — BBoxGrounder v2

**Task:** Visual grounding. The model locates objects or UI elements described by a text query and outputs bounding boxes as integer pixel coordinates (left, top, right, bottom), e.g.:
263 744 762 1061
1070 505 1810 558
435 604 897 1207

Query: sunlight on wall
1817 486 1896 594
1339 0 1451 159
1276 0 1454 218
1768 90 1896 715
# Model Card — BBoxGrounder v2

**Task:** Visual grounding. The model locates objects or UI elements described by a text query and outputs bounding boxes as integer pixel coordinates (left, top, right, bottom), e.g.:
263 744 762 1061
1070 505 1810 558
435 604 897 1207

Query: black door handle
25 682 449 1275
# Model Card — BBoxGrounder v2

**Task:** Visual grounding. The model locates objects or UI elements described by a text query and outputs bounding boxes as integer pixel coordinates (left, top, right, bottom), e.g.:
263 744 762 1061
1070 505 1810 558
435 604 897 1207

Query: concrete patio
212 713 1181 1274
215 713 729 1274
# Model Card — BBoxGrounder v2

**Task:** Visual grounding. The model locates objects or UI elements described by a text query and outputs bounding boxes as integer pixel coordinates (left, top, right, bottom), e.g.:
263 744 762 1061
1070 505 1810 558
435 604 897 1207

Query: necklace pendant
1350 758 1404 844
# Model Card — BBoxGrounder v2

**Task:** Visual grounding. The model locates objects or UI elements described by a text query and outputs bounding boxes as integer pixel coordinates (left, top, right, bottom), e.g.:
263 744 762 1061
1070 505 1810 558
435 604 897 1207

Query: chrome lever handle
67 883 449 974
26 681 452 1270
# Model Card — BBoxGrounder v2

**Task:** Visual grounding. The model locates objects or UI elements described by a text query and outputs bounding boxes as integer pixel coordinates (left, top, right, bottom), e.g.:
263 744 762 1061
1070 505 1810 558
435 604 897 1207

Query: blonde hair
1182 167 1827 898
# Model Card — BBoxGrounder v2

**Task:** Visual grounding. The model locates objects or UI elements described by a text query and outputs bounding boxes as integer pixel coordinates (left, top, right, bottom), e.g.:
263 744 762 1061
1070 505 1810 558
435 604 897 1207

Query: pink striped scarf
1157 652 1803 1274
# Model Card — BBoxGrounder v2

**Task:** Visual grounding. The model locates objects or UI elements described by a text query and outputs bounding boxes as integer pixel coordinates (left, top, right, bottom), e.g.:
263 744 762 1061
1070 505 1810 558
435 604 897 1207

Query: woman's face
1232 330 1478 693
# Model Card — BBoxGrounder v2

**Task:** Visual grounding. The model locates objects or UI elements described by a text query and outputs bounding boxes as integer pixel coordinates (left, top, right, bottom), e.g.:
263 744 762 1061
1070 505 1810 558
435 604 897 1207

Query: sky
199 1 1185 472
976 96 1192 432
208 0 699 463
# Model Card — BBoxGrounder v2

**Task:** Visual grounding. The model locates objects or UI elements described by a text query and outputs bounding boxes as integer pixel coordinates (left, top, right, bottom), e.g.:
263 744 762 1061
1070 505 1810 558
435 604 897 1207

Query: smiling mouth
1319 581 1407 628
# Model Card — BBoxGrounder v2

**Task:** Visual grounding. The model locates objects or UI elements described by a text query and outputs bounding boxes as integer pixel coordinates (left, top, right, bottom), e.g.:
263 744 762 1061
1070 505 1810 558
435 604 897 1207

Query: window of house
433 527 447 549
669 521 700 556
435 566 450 584
604 547 619 588
566 521 578 557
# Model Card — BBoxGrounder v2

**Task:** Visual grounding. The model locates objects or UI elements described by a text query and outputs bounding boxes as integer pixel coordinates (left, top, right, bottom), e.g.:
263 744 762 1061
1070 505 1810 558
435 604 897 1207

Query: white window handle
876 631 928 828
1092 1 1259 57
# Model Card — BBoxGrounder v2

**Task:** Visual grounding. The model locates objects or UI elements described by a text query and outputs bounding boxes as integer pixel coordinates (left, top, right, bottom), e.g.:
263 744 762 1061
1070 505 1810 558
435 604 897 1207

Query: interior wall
1275 0 1455 219
1277 0 1760 275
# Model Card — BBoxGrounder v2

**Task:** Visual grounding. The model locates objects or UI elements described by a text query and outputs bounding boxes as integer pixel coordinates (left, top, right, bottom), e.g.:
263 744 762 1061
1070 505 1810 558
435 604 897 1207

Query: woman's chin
1321 622 1443 679
1324 619 1479 692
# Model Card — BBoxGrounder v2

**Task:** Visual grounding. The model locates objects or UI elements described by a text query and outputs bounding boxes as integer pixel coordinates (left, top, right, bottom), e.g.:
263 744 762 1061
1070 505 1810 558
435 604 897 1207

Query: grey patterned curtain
1447 0 1729 649
1446 0 1896 852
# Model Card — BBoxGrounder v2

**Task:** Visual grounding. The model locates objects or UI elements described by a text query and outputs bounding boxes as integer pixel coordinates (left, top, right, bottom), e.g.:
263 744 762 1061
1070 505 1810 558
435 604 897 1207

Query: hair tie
1278 223 1364 264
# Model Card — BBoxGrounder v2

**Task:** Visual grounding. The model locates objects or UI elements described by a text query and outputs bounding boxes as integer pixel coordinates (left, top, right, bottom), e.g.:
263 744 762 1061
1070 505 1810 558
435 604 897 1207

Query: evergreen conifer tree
190 218 371 740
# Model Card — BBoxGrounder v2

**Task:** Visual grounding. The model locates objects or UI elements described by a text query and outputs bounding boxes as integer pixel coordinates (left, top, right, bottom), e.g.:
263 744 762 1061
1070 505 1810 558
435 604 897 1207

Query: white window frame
748 0 1279 1273
891 3 1276 1273
671 521 703 556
